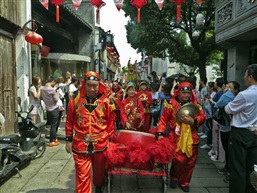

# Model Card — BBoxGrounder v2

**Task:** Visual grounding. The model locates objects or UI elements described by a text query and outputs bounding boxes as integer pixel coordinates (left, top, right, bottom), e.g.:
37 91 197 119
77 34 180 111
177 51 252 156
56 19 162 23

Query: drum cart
107 163 169 193
105 130 172 193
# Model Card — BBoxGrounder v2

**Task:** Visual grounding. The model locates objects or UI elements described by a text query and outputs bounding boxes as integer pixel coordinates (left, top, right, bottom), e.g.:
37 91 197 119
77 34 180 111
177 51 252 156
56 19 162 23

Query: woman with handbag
212 81 240 182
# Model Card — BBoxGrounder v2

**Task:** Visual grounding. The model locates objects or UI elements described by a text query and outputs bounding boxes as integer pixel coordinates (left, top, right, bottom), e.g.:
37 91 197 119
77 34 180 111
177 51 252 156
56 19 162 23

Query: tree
123 0 223 78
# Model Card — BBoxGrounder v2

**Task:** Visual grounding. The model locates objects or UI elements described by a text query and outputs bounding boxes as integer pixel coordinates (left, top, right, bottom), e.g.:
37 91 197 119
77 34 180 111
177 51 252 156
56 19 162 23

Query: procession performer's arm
65 93 77 153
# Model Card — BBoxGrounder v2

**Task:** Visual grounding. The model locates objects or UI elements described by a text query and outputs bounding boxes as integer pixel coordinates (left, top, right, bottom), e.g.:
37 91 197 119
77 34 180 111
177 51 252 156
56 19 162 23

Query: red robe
136 90 153 132
119 97 145 131
65 91 115 193
110 88 124 129
157 98 205 187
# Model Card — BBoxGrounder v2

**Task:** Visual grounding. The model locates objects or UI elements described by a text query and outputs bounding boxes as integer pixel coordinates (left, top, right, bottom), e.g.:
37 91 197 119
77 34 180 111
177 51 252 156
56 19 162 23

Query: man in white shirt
225 64 257 193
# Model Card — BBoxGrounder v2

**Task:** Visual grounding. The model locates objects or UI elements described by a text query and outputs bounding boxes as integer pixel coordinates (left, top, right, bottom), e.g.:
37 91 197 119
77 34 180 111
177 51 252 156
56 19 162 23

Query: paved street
0 122 229 193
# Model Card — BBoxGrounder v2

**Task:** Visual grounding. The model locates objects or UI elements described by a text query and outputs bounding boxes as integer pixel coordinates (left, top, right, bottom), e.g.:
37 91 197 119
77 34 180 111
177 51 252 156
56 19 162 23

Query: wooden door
0 36 17 135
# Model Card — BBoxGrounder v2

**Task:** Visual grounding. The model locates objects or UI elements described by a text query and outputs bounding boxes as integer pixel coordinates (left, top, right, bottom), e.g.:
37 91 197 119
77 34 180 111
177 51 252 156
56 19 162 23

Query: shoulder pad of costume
74 91 80 104
164 100 172 108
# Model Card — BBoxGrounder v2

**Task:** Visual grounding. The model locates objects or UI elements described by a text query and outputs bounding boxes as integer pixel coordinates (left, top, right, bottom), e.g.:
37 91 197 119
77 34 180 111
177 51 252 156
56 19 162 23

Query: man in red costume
136 80 153 132
65 71 115 193
157 82 205 192
109 80 124 129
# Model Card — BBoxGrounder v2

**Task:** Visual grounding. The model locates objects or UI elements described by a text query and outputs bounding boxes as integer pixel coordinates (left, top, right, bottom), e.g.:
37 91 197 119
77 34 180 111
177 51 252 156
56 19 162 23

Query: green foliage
123 0 223 78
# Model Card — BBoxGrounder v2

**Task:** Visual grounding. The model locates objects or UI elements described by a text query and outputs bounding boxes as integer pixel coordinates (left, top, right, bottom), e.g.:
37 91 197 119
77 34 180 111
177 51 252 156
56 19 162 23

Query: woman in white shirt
28 76 42 123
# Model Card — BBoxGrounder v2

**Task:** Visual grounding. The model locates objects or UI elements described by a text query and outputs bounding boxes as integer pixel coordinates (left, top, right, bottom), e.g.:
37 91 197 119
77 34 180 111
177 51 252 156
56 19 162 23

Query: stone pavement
0 121 229 193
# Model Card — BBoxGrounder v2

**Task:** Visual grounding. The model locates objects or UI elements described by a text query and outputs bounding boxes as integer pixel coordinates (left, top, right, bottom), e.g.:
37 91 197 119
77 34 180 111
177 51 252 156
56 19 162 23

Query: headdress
125 82 135 93
174 82 197 104
79 71 107 98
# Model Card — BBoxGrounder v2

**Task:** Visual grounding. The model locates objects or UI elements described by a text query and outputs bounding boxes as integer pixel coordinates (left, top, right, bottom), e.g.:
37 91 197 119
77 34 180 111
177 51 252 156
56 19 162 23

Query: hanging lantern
39 0 49 9
106 46 113 51
155 0 164 10
90 0 106 25
51 0 65 23
130 0 147 23
113 56 117 59
196 0 201 5
110 52 114 56
25 32 43 45
171 0 186 22
72 0 82 10
113 0 124 11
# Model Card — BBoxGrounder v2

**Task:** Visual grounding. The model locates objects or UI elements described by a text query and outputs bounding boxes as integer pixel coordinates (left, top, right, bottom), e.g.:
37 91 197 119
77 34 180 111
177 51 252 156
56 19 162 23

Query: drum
116 130 156 171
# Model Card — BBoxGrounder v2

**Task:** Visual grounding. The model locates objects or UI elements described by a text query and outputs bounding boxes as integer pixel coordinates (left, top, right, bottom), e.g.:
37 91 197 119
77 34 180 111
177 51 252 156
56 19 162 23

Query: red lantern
155 0 164 10
51 0 65 23
39 0 49 9
196 0 201 5
90 0 106 25
171 0 186 22
106 46 113 51
25 32 43 45
130 0 147 23
110 52 114 56
113 56 117 59
72 0 82 10
113 0 124 11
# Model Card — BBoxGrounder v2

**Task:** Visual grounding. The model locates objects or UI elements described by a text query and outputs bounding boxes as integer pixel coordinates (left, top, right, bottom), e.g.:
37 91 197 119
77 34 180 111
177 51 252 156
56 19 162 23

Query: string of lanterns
38 0 202 24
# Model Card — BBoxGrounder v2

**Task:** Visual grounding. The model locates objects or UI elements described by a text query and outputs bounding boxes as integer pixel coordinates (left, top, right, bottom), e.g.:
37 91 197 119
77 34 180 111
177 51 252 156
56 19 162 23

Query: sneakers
200 144 211 149
198 132 204 136
49 139 60 147
208 149 216 157
200 134 208 139
210 154 218 161
218 166 229 175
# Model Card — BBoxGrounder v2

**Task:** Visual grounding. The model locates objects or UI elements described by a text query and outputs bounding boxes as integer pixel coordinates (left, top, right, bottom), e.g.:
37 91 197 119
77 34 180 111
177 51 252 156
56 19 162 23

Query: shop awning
44 53 91 62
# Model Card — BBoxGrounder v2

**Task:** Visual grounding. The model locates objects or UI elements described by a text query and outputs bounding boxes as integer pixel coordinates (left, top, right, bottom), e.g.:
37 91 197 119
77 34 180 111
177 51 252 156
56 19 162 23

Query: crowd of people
27 64 257 193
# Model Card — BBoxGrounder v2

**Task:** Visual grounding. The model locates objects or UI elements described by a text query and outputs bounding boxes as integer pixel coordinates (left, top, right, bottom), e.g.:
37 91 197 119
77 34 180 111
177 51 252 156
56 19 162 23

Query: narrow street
0 121 228 193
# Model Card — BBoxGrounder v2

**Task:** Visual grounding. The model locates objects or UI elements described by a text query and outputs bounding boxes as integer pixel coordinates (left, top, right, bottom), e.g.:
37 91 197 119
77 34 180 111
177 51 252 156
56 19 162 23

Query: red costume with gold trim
157 82 205 188
110 83 124 129
120 97 145 131
136 84 153 132
65 72 115 193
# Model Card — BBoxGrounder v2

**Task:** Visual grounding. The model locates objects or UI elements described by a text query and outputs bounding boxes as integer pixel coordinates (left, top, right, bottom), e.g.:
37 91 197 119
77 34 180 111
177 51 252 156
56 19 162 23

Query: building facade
215 0 257 87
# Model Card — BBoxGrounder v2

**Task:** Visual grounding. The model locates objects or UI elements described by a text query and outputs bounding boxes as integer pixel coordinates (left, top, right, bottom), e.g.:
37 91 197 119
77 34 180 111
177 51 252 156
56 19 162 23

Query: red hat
80 71 107 98
174 82 197 104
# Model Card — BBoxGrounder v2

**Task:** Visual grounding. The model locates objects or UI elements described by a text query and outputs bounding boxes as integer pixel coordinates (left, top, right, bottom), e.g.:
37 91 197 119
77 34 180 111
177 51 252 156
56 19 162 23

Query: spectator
150 83 160 127
65 71 115 193
225 64 257 193
28 76 42 124
214 81 240 183
41 76 60 147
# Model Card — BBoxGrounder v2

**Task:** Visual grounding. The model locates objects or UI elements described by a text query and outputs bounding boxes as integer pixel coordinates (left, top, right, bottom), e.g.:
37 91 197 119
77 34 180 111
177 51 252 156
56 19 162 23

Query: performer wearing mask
157 82 206 192
65 71 115 193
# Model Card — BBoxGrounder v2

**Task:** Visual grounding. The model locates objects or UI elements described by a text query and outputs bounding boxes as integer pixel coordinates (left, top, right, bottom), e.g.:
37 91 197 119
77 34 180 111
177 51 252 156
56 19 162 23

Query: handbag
213 107 231 126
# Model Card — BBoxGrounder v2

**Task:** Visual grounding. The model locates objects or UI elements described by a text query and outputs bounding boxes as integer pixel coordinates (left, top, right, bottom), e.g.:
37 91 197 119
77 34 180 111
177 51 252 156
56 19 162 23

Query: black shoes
223 174 230 183
180 185 190 192
170 179 178 188
95 187 102 193
170 179 189 192
217 166 229 175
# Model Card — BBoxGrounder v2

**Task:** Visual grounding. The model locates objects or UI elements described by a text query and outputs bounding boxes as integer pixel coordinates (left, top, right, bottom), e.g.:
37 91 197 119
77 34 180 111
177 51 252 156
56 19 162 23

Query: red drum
116 130 156 171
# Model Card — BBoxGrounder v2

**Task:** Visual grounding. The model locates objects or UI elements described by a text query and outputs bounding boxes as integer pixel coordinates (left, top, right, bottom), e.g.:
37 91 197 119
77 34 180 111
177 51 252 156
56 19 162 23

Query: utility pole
98 27 101 74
